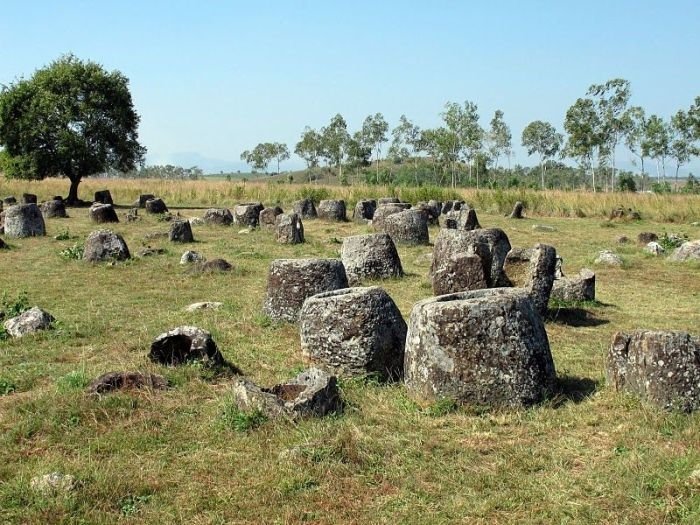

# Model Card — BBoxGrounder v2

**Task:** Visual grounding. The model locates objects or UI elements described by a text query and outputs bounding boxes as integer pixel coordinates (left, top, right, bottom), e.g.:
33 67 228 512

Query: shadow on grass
550 375 600 407
546 305 611 327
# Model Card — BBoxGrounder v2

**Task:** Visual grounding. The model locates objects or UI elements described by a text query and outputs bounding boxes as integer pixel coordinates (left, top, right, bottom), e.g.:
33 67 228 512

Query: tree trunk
540 156 545 190
66 175 81 205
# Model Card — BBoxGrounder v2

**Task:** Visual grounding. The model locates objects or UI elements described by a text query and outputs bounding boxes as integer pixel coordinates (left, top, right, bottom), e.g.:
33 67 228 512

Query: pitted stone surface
93 190 113 205
169 220 194 242
292 199 317 219
606 331 700 412
149 326 223 366
341 233 403 285
40 199 68 218
3 203 46 237
145 198 168 214
299 287 407 380
3 307 54 338
353 199 377 222
404 288 556 407
551 269 596 302
234 202 264 227
263 259 348 322
275 213 304 244
83 229 130 262
136 194 156 208
670 240 700 261
372 203 411 231
259 206 284 229
509 201 525 219
383 209 429 245
317 199 347 221
440 208 481 230
89 203 119 223
87 371 168 394
502 244 557 316
203 208 233 226
431 253 487 295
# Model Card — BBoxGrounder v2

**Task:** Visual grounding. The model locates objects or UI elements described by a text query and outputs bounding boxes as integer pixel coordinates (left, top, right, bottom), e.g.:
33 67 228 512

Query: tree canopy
0 54 145 203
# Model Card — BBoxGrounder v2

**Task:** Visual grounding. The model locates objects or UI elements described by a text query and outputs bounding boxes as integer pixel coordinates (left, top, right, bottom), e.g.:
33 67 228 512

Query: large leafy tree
564 97 603 191
521 120 563 189
388 115 421 167
0 54 145 203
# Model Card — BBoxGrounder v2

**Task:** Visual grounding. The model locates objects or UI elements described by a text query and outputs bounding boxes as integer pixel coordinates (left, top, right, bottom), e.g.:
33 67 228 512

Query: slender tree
486 110 512 171
624 106 648 181
389 115 421 167
521 120 563 189
644 115 670 183
360 113 389 181
669 110 697 188
295 127 323 182
320 114 350 179
564 97 603 190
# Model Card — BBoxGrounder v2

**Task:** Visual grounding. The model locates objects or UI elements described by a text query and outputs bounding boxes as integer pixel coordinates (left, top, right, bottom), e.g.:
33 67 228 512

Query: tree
587 79 631 190
388 115 421 167
360 113 389 181
240 145 269 172
669 110 698 188
643 115 670 183
624 106 648 180
521 121 563 189
440 101 482 188
486 110 512 171
320 114 350 178
346 131 372 170
295 127 323 181
0 54 145 204
564 97 603 190
270 142 289 175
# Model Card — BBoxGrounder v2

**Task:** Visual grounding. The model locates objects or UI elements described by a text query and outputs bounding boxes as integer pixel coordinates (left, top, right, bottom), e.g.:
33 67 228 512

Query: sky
1 1 699 174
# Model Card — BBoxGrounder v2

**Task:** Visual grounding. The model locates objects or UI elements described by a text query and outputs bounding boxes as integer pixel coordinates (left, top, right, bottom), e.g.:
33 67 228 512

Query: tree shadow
550 375 600 407
546 306 610 327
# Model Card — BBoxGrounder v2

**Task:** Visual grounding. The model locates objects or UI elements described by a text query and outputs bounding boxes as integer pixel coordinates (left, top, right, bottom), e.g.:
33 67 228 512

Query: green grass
0 179 699 523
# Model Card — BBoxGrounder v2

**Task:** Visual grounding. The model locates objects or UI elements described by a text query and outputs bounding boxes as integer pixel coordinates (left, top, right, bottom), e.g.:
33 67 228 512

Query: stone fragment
93 190 113 205
185 301 223 312
263 259 348 322
259 206 284 229
21 193 37 204
233 202 264 227
149 326 224 366
404 288 556 407
509 201 525 219
145 198 168 214
372 203 411 231
87 371 168 394
169 220 194 242
299 287 407 379
30 473 77 496
341 233 403 285
231 367 341 419
551 269 596 302
292 199 317 219
440 208 481 230
669 240 700 261
637 232 658 245
136 194 156 208
3 307 54 338
40 199 68 218
202 208 233 226
606 330 700 412
645 241 664 255
200 258 233 272
180 250 205 264
501 244 557 316
317 199 347 221
431 253 487 295
594 250 623 266
136 247 165 258
275 213 305 244
89 203 119 223
441 200 466 214
83 229 130 262
532 224 556 232
353 199 377 222
383 209 429 245
2 203 46 237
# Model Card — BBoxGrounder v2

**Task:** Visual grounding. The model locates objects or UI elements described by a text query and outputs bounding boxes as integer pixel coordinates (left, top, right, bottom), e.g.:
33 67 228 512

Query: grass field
1 178 699 524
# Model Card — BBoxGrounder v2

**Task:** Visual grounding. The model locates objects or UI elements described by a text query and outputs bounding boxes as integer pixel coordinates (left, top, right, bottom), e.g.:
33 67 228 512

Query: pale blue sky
1 1 699 173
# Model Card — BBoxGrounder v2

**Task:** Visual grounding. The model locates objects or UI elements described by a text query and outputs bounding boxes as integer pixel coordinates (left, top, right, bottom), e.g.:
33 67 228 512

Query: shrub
60 243 84 260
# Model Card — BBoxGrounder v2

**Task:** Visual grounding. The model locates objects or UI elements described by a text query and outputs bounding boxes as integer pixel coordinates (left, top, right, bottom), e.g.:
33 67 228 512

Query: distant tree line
242 78 700 191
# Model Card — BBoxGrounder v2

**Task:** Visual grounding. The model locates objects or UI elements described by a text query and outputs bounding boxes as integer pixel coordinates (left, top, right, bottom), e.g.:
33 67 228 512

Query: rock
145 198 168 214
125 208 139 222
30 472 77 496
0 238 7 250
83 229 130 262
169 220 194 243
532 224 556 232
501 244 557 316
136 194 156 208
2 203 46 237
87 371 168 394
149 326 224 366
637 232 658 245
353 199 377 222
430 228 512 289
93 190 113 205
431 253 487 295
188 217 204 226
616 235 630 244
200 258 233 272
233 202 264 227
645 241 665 255
551 269 596 302
143 231 168 241
317 199 347 221
440 208 481 230
554 256 564 278
594 250 623 266
21 193 37 204
383 209 429 245
378 197 401 205
669 240 700 261
441 200 466 214
372 203 411 231
299 287 407 379
3 307 54 338
606 331 700 412
610 207 641 220
180 250 205 265
2 196 17 206
414 201 441 225
259 206 284 229
136 247 165 258
263 259 349 322
89 202 119 223
275 213 304 244
40 199 68 218
404 288 556 407
340 233 403 285
231 367 341 419
185 301 223 312
202 208 233 226
292 199 317 219
509 201 525 219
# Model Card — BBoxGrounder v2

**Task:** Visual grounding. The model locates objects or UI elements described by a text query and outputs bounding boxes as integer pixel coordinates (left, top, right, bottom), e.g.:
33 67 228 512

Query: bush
617 173 637 192
60 243 84 260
